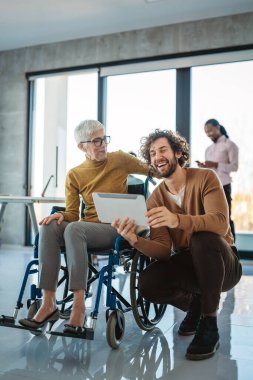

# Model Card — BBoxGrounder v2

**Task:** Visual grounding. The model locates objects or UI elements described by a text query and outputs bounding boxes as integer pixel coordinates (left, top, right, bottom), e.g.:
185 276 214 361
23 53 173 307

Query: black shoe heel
48 319 58 331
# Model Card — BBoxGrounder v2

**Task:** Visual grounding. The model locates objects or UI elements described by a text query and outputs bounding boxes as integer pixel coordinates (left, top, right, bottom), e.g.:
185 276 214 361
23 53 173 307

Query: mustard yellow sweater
134 168 234 258
61 151 150 223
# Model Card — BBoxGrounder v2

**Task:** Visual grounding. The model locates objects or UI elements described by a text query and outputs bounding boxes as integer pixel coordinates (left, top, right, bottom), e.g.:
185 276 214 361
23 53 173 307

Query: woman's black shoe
186 316 220 360
19 309 60 330
63 323 85 335
63 315 87 335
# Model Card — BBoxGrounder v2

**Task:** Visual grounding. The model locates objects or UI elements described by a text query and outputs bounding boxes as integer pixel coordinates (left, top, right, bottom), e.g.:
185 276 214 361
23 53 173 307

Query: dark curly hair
139 129 190 167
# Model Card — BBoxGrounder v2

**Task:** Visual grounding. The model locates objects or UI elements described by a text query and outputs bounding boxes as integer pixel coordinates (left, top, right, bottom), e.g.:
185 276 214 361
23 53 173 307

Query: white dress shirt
205 135 239 186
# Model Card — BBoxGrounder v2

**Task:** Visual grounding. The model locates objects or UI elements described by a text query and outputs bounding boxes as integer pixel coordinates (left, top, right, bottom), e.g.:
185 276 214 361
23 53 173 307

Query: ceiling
1 0 253 52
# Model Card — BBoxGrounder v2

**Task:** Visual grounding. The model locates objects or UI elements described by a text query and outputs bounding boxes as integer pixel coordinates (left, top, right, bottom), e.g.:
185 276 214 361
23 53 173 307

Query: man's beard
154 155 178 178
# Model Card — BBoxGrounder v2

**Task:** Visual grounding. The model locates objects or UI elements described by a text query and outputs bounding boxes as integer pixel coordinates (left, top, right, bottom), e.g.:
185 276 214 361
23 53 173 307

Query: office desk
0 196 65 236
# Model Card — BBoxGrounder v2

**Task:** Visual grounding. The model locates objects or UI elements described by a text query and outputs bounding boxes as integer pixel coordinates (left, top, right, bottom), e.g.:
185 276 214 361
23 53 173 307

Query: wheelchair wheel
106 309 125 349
130 251 167 331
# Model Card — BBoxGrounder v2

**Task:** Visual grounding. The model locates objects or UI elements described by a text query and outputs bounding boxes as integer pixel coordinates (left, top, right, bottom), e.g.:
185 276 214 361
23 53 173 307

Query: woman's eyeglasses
81 136 111 147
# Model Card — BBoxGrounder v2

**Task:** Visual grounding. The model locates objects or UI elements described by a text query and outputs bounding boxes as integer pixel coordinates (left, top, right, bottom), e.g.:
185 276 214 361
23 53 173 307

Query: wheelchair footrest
48 327 94 340
0 315 43 333
0 315 15 324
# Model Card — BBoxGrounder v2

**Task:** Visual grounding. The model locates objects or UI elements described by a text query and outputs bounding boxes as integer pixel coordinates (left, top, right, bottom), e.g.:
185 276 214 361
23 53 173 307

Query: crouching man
112 129 241 360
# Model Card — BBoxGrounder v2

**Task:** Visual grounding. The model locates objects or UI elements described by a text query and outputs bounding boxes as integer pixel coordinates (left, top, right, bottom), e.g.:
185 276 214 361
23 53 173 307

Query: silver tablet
92 192 147 226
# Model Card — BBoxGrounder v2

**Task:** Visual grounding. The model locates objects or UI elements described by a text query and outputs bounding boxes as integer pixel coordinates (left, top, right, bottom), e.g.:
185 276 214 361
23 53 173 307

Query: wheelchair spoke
130 250 167 331
144 300 151 318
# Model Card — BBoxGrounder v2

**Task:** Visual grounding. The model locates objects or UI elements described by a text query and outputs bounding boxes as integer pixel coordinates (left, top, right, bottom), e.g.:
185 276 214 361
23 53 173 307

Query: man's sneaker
178 293 201 336
186 316 220 360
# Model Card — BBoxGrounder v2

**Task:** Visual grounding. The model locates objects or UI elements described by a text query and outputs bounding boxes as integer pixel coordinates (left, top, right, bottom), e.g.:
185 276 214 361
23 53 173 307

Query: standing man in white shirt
197 119 239 240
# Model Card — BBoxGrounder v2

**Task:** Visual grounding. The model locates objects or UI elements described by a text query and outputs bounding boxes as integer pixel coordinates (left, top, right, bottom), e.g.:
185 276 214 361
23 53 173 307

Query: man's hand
146 207 179 229
196 160 204 168
202 161 218 169
39 212 64 225
111 217 138 246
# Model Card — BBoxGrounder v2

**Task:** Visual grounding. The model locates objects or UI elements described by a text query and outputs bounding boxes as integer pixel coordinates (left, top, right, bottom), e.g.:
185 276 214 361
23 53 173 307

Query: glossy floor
0 245 252 380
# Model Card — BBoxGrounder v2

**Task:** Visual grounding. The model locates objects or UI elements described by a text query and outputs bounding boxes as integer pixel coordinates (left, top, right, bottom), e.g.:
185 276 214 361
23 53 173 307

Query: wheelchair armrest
147 177 157 186
137 228 150 239
115 228 150 251
51 206 66 214
51 202 84 219
128 176 157 199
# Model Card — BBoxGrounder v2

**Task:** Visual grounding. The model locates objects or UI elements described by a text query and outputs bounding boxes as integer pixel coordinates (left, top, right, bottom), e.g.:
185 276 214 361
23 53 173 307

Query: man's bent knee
190 231 223 254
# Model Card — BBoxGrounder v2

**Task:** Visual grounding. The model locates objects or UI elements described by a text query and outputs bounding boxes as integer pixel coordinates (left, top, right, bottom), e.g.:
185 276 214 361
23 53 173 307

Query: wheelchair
0 176 167 349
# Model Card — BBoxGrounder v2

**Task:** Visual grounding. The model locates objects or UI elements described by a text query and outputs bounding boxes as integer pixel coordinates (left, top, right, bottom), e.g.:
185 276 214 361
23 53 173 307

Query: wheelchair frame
0 176 166 348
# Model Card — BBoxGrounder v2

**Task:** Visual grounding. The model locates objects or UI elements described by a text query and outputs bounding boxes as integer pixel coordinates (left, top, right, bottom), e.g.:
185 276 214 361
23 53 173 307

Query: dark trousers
223 183 235 241
138 232 242 314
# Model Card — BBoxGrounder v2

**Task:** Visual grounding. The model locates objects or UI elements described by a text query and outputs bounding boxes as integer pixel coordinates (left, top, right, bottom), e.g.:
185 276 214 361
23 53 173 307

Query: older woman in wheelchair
17 119 156 337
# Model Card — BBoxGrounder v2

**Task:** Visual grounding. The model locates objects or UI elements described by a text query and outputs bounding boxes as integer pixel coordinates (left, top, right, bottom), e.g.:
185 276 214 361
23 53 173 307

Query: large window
106 70 176 155
191 61 253 233
30 70 98 222
28 55 253 245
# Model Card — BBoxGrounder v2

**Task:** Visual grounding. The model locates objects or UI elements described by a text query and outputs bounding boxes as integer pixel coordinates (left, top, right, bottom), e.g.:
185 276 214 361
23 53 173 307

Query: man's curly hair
139 129 190 167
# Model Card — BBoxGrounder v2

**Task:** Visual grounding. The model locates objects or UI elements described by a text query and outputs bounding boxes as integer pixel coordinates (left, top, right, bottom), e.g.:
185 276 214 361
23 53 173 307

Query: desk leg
0 203 8 246
0 203 8 223
26 203 39 236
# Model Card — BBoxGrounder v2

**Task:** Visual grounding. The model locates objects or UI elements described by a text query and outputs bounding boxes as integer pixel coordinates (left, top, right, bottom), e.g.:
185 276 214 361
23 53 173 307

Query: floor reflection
0 247 252 380
3 328 170 380
170 288 238 380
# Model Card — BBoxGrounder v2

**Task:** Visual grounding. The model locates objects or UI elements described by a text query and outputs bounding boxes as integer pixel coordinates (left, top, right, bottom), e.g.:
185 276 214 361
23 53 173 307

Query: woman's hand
39 212 64 225
111 217 138 246
146 207 179 229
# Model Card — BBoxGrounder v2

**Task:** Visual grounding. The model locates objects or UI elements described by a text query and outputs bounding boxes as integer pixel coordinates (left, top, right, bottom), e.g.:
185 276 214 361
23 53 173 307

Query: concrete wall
0 12 253 244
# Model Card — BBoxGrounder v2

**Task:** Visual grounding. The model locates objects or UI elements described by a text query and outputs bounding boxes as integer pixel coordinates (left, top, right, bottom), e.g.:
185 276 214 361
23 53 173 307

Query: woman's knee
64 221 85 240
39 220 61 238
